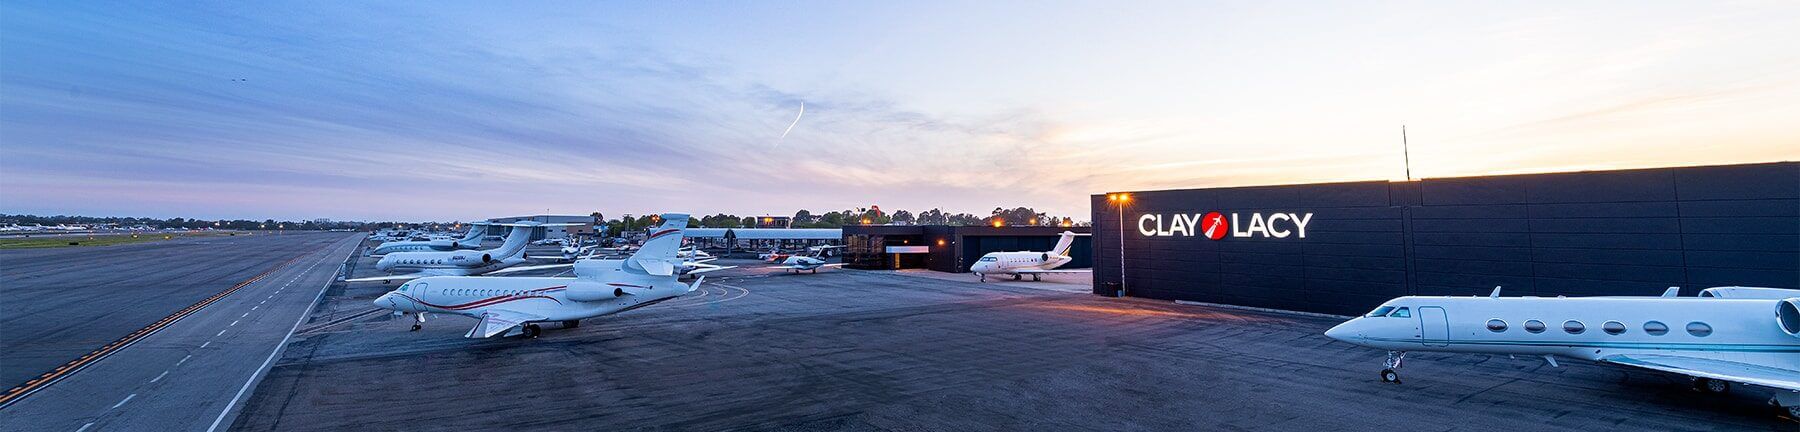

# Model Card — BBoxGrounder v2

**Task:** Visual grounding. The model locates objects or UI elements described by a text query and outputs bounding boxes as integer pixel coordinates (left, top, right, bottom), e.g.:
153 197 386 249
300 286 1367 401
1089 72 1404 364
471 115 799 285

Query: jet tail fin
628 213 690 275
1051 231 1088 257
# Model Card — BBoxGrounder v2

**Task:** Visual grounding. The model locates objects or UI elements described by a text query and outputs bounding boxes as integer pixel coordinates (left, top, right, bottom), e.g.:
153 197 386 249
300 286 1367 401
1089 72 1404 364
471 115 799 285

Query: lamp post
1108 193 1131 297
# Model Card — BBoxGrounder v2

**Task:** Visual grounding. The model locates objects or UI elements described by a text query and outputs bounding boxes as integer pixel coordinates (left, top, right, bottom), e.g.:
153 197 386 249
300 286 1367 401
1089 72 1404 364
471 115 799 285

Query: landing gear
811 269 818 274
411 312 427 331
522 324 542 338
1012 274 1021 281
977 273 986 282
1379 351 1407 384
1692 377 1730 394
1031 274 1041 281
562 320 580 329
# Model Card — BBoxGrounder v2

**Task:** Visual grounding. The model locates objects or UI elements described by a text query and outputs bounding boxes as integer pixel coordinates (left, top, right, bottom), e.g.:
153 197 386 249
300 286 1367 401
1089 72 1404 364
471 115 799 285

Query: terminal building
842 225 1093 272
1090 162 1798 316
486 215 599 241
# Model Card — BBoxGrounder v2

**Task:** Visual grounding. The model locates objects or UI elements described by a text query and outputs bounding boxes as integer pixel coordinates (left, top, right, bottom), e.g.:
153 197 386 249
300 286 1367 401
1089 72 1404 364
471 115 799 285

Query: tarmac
229 256 1791 431
0 231 362 431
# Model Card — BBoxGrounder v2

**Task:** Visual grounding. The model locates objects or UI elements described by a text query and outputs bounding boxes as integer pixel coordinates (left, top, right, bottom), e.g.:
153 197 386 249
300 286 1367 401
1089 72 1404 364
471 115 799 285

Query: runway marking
200 341 210 348
0 252 309 407
252 306 258 310
242 313 249 318
76 422 94 432
111 393 135 409
230 320 239 327
178 355 191 365
217 329 228 337
150 370 168 383
207 237 358 432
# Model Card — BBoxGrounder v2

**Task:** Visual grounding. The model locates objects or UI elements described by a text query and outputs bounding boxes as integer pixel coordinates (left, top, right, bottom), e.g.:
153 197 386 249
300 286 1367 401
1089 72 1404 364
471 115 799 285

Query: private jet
347 221 577 283
1325 286 1800 417
371 223 487 255
771 245 845 273
969 231 1090 282
372 213 703 338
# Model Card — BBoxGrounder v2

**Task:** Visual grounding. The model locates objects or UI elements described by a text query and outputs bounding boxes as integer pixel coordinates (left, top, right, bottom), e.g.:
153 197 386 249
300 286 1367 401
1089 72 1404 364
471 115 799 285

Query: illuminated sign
1138 212 1313 239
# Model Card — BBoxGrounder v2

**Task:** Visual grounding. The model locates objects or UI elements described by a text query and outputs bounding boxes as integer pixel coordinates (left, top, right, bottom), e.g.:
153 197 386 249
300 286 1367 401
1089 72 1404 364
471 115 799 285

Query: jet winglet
1661 286 1681 298
1489 286 1502 298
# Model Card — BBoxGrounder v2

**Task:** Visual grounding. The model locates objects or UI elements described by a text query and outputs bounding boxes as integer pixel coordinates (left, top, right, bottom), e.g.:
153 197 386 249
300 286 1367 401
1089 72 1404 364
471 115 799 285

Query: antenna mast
1402 125 1413 181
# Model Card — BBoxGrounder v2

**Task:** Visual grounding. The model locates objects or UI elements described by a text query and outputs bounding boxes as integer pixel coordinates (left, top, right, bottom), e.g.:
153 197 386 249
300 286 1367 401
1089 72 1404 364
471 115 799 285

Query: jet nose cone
374 292 398 310
1324 321 1358 342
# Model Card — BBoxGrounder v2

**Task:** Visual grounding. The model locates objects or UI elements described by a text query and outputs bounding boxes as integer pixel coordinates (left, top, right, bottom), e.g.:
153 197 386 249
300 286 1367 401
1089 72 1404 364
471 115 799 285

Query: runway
232 265 1791 431
0 232 362 431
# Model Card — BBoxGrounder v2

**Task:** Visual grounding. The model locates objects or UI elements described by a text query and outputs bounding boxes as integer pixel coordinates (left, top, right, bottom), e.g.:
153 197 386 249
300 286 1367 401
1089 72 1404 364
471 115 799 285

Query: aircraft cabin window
1644 321 1669 336
1563 320 1585 334
1389 307 1410 318
1602 321 1626 335
1366 306 1396 318
1486 319 1507 332
1523 320 1546 333
1686 322 1713 337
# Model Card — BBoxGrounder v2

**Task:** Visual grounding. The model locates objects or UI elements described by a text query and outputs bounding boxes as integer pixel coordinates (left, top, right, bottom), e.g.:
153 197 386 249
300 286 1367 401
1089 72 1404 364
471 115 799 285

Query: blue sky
3 1 1797 221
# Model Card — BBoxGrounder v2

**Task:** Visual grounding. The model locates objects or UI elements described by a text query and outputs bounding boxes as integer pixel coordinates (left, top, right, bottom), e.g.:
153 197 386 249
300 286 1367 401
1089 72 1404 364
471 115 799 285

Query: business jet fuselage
1326 288 1800 416
373 214 700 338
969 231 1088 282
372 224 486 255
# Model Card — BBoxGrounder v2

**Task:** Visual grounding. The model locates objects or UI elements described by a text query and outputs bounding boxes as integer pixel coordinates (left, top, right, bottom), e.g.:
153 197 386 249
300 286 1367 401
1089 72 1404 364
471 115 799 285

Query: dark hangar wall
1092 162 1799 316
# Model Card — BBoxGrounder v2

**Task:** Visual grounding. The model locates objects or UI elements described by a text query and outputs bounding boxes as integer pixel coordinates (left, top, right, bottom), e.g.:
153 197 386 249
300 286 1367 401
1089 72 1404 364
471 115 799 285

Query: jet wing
1013 268 1092 274
345 273 426 283
1601 354 1800 391
633 258 677 276
685 264 737 275
464 309 545 338
486 263 575 275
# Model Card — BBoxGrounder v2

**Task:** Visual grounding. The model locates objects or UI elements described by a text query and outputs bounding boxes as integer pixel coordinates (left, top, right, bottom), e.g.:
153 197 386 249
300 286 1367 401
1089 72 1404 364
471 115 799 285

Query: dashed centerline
177 355 191 365
110 393 135 409
216 330 227 337
199 342 210 349
150 370 168 383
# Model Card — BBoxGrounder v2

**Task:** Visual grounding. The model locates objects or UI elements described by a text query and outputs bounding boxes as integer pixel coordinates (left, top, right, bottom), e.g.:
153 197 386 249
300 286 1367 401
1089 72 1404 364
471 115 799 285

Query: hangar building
843 225 1094 272
1091 162 1798 316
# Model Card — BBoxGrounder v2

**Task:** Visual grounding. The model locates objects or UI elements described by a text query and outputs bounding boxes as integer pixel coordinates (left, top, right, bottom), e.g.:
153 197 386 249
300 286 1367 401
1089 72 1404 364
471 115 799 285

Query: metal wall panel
1093 162 1800 316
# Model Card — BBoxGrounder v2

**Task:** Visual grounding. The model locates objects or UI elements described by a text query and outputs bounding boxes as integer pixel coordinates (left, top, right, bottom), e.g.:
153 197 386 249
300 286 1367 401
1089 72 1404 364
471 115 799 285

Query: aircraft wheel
522 324 542 338
1786 405 1799 419
1693 377 1730 394
1032 275 1041 281
1380 369 1400 384
563 320 580 328
410 324 421 332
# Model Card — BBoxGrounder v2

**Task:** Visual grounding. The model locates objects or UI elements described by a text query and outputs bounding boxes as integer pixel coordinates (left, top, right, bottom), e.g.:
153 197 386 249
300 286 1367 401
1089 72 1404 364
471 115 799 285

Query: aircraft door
1419 306 1449 347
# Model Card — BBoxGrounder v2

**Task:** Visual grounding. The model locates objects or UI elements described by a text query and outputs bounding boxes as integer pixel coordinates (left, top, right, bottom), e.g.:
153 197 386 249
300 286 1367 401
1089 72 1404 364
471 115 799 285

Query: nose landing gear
411 312 427 331
1379 351 1407 384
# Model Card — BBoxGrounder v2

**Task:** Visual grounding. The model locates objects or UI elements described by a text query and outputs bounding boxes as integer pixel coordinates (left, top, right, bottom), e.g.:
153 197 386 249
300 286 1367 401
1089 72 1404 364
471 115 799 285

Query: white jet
370 222 488 255
347 221 578 283
969 231 1090 282
771 245 845 274
372 213 703 338
1325 286 1800 417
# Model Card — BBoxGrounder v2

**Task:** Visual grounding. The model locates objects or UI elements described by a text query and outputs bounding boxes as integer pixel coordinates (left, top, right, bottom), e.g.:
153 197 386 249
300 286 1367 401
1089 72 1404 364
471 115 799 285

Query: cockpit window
1389 307 1411 318
1366 306 1396 317
979 256 998 262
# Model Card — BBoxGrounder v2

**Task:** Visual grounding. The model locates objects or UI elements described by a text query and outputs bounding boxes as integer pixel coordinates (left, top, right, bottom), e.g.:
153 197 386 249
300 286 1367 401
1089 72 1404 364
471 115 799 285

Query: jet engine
448 251 492 266
1778 298 1800 337
565 280 631 302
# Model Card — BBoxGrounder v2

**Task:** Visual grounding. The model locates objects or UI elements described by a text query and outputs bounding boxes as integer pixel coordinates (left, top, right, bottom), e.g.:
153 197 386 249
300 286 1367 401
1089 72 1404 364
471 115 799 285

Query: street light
1108 193 1130 297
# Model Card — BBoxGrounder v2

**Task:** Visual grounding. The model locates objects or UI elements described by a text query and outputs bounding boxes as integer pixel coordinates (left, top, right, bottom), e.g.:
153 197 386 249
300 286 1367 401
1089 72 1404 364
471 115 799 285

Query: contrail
779 102 804 140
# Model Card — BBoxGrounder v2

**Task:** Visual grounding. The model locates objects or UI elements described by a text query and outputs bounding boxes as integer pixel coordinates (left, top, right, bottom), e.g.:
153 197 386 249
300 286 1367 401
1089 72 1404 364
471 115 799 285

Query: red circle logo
1200 212 1228 240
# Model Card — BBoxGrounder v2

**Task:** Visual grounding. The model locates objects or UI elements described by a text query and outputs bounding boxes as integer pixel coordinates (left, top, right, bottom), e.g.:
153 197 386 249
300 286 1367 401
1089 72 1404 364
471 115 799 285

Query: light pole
1108 193 1130 297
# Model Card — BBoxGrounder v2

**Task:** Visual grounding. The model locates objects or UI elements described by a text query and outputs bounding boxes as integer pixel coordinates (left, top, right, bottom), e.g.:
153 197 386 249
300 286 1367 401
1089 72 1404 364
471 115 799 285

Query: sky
2 1 1797 222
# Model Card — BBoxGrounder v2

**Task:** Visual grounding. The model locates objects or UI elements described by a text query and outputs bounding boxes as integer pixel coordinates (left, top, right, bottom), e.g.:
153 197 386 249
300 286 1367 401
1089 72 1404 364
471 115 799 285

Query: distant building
751 215 791 228
486 215 597 241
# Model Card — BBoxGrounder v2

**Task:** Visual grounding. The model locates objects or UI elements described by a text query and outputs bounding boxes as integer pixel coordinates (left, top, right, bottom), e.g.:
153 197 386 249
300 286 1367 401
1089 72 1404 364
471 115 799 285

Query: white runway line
178 355 191 365
230 320 239 327
111 393 135 409
252 306 258 310
199 341 210 348
76 422 94 432
150 370 168 383
242 313 249 318
216 329 227 337
207 238 353 432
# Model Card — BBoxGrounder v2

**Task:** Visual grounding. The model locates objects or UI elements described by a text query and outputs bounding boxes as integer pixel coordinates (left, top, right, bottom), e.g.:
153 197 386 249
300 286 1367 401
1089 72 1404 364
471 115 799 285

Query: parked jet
1325 286 1800 417
347 221 578 283
969 231 1090 282
771 246 845 273
371 223 487 255
371 213 702 338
